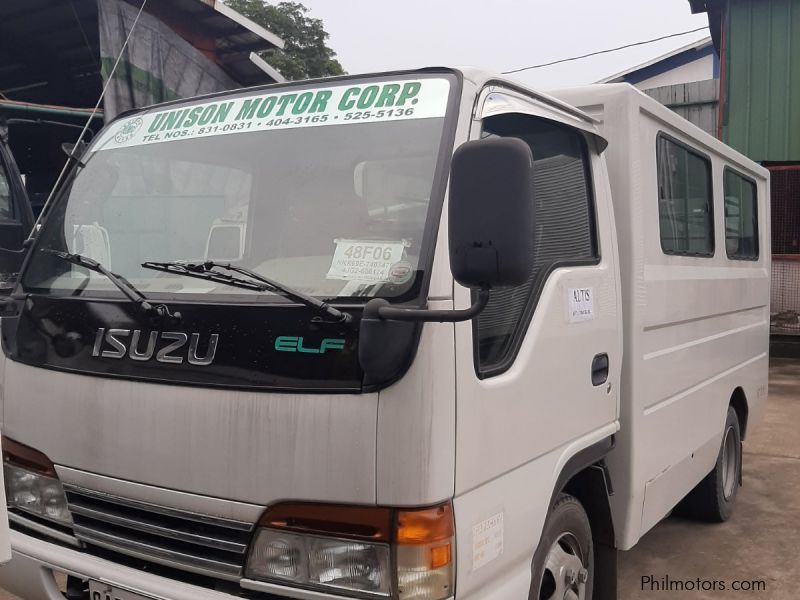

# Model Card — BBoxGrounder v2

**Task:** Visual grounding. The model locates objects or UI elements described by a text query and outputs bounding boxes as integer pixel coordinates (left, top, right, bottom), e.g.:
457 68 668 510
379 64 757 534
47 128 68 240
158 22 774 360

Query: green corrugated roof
722 0 800 161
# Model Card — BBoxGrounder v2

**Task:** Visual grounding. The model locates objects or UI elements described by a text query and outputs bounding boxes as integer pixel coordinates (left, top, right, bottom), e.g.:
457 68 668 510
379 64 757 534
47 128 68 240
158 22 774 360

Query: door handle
591 353 609 386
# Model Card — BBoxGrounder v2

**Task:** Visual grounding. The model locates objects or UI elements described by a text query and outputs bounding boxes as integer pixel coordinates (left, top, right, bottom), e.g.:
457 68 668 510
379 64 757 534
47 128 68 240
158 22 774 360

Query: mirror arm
364 287 490 323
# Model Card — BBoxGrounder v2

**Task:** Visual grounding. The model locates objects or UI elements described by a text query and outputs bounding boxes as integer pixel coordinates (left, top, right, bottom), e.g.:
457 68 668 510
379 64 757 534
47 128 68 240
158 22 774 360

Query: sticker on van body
92 78 451 152
472 512 504 570
568 287 595 323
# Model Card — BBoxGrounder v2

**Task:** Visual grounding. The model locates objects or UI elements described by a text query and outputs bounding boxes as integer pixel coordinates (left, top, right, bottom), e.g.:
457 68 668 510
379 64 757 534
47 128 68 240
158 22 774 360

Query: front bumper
0 530 361 600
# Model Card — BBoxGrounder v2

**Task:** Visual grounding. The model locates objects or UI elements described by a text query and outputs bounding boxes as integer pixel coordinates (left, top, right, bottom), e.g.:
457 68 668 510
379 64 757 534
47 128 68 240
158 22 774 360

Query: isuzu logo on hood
92 328 219 365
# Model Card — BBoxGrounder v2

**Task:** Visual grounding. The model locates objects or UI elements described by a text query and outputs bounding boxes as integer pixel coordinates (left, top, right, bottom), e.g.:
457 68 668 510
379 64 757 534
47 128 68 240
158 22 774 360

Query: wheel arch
562 465 615 549
538 435 618 600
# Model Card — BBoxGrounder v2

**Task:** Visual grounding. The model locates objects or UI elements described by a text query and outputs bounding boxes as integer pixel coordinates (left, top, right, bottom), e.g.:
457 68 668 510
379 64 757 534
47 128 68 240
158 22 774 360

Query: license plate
89 581 156 600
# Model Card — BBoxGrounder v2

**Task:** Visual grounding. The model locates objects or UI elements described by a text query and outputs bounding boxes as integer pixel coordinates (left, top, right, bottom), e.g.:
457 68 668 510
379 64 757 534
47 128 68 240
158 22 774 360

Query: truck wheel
679 406 742 522
530 493 593 600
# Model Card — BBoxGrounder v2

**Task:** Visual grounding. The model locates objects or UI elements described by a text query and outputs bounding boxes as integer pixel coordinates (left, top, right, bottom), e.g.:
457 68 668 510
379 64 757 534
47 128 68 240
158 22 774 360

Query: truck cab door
451 91 622 597
0 122 34 292
454 89 622 494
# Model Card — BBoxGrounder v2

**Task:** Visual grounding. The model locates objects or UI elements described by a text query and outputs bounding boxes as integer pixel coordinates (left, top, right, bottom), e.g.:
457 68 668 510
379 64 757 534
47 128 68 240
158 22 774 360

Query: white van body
0 69 768 600
550 83 770 550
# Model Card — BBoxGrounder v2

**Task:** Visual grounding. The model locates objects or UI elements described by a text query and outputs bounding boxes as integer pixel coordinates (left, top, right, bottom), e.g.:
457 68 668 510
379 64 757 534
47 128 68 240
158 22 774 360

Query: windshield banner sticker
93 78 451 152
327 239 409 283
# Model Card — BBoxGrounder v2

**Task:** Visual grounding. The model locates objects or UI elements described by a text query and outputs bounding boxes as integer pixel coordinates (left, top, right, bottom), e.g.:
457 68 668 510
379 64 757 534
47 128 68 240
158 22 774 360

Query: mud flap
593 541 617 600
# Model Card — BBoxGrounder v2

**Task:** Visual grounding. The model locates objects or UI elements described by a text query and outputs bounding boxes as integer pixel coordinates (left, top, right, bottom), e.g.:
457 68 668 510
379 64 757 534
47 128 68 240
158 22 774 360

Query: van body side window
723 168 759 260
474 114 598 376
656 135 714 256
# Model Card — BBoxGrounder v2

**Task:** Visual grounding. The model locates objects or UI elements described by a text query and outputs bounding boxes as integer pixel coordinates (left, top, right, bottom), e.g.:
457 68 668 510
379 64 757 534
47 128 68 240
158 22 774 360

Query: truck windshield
22 74 455 302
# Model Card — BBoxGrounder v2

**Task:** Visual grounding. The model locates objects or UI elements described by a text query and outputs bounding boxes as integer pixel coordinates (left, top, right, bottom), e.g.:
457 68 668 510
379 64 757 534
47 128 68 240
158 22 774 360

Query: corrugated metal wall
723 0 800 160
645 79 719 138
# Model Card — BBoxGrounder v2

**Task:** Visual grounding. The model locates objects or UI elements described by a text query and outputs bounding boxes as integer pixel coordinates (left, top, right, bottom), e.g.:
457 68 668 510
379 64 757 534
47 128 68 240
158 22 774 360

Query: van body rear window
724 168 759 260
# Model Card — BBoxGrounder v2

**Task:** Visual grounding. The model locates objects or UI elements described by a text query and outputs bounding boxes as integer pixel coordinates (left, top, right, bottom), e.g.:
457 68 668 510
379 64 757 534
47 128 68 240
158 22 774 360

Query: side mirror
62 141 88 167
0 245 27 297
0 276 16 297
448 137 534 289
358 138 535 384
360 137 535 329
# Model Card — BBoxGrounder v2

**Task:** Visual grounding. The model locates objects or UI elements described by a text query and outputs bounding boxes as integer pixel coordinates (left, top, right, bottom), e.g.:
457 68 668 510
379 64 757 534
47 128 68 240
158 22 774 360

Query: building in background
0 0 284 214
691 0 800 353
599 36 718 90
598 37 720 138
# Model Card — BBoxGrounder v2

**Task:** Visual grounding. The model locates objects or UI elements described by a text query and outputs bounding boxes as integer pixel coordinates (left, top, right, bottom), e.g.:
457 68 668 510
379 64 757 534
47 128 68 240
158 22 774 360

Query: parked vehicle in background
0 68 769 600
0 121 34 291
0 458 8 565
0 120 30 565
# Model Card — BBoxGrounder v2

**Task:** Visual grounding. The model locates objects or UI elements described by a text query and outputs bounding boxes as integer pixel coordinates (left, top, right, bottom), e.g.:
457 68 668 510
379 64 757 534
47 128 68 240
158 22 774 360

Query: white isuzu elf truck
0 68 769 600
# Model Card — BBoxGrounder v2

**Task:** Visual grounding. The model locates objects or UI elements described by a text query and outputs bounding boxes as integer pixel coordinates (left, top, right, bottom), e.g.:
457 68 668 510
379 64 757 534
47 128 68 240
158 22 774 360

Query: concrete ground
1 360 798 599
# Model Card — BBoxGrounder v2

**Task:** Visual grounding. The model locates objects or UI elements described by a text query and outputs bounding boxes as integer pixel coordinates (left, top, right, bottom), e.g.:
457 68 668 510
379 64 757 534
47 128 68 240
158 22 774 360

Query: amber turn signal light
396 503 454 544
2 436 57 477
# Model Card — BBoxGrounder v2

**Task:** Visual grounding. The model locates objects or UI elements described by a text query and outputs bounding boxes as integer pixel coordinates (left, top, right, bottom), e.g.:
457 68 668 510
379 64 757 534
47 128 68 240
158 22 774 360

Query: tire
530 493 594 600
679 405 742 522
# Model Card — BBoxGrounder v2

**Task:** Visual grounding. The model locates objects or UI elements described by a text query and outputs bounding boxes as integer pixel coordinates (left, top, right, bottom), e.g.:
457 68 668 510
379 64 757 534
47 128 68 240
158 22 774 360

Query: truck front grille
64 485 255 581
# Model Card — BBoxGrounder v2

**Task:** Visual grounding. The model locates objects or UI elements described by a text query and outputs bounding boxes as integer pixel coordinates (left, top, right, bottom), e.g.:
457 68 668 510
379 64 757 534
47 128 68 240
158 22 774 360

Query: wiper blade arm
142 261 351 323
43 250 180 322
209 262 352 323
141 261 267 292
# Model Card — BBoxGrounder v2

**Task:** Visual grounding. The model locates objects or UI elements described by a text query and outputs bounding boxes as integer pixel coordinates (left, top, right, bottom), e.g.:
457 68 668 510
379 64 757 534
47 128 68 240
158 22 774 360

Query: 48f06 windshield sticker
93 79 451 152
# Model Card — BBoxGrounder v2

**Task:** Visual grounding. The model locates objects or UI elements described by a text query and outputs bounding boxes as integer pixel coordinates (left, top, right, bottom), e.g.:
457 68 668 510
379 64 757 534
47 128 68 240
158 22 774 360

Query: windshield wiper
141 261 352 323
43 250 181 322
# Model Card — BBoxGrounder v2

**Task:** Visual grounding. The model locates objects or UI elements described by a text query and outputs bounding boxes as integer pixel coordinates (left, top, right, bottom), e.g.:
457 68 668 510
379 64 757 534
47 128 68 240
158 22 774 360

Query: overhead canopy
0 0 284 108
0 0 102 107
0 0 284 215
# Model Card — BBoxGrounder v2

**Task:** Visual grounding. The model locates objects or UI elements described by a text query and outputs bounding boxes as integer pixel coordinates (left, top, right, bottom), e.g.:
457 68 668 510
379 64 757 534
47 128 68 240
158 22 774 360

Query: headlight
246 502 454 599
249 530 392 595
2 437 73 526
4 464 72 525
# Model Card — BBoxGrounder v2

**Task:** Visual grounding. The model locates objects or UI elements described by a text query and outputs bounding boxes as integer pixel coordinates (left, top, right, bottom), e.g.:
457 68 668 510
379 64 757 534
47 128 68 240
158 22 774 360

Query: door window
474 114 598 376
